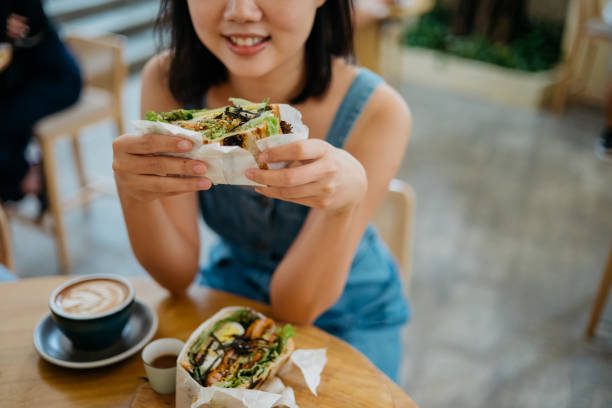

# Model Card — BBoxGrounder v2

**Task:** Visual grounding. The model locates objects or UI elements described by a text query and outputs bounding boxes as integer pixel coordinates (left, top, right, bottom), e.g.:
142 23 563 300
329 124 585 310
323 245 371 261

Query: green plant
401 6 563 72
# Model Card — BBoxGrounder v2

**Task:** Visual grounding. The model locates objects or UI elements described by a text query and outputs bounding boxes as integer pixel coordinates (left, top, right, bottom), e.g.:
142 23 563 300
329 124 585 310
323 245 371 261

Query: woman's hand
245 139 367 213
112 133 212 202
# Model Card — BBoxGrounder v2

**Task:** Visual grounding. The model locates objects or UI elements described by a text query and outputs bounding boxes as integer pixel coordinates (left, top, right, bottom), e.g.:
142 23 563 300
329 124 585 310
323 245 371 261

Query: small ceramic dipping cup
142 338 185 394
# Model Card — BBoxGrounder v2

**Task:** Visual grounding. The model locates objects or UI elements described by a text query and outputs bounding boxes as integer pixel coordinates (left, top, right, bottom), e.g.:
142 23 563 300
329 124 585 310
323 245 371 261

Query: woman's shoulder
362 78 411 131
332 60 411 133
141 51 180 112
142 51 172 84
332 59 410 118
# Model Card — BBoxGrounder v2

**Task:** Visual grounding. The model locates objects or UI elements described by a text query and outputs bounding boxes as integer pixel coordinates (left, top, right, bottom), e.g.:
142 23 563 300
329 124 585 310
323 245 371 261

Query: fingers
255 170 336 196
120 173 212 194
248 140 333 186
255 181 323 201
246 157 333 187
255 183 333 210
114 133 193 155
259 139 330 164
113 154 207 177
246 141 338 187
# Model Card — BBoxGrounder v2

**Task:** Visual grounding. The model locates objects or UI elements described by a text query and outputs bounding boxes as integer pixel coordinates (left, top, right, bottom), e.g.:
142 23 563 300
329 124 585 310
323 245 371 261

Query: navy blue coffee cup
49 274 135 350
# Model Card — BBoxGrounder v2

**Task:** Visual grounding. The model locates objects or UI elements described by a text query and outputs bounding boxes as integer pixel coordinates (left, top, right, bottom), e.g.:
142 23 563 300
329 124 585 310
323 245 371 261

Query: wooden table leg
586 242 612 338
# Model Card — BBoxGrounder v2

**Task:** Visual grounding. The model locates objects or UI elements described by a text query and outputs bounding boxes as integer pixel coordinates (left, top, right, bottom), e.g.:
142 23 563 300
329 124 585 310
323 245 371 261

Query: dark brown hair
156 0 354 107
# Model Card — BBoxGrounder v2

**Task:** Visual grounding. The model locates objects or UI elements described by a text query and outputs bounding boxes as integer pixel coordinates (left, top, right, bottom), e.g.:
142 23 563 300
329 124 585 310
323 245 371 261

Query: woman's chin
225 61 278 80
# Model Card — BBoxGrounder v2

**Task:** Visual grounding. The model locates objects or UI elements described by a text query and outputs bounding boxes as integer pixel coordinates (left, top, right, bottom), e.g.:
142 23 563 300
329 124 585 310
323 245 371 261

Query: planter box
389 46 560 110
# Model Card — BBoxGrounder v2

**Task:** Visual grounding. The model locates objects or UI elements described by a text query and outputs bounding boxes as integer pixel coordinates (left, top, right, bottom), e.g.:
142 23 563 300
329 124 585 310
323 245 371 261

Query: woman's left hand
245 139 367 213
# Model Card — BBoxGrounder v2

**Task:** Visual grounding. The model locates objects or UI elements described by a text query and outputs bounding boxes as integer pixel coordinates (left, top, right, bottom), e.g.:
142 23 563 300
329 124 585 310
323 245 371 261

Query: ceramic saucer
33 299 158 369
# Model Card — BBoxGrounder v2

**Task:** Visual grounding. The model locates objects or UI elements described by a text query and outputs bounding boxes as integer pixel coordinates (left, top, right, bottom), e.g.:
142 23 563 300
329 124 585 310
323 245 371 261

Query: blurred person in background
0 0 81 210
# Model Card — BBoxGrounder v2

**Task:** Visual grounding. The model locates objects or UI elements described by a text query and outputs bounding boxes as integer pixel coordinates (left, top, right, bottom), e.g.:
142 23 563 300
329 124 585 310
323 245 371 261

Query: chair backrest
0 206 15 271
64 33 127 113
577 0 604 22
373 179 415 289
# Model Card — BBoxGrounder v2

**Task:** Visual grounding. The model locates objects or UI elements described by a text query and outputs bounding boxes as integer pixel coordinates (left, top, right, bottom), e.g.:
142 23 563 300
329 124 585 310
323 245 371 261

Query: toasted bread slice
206 121 271 169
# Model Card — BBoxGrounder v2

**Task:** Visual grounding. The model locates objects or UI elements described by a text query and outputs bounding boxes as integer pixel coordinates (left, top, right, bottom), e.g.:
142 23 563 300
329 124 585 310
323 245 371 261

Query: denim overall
197 68 410 381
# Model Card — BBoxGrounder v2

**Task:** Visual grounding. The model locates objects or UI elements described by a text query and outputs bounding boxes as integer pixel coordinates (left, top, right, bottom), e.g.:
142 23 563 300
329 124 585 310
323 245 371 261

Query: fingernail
198 179 210 189
245 169 254 179
193 164 206 174
178 140 191 150
259 153 268 163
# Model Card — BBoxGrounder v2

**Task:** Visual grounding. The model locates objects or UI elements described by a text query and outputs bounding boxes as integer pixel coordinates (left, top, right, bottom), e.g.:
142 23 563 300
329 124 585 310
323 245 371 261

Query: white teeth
230 36 265 47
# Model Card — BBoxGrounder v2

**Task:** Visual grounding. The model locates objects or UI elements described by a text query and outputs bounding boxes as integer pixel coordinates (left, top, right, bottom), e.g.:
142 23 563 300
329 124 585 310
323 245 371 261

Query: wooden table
0 276 417 408
354 0 434 75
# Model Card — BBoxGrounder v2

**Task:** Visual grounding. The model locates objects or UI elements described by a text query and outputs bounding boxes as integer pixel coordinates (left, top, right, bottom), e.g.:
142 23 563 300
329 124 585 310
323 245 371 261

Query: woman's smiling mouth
224 35 270 56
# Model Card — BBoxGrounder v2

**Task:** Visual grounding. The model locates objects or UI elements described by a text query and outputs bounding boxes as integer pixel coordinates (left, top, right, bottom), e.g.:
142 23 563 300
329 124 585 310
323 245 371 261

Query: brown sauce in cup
151 354 177 369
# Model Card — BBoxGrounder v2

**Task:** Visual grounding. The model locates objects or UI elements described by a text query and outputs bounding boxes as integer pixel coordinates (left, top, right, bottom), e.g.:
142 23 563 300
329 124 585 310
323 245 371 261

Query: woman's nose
224 0 263 23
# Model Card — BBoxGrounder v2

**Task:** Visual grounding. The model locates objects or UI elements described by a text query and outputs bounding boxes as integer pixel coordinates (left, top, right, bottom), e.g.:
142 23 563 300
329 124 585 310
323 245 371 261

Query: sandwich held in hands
144 98 294 169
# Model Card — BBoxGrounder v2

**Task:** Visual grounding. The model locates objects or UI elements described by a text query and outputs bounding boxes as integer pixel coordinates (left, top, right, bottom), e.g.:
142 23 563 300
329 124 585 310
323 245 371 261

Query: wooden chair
552 0 609 113
31 33 127 272
586 241 612 338
373 179 416 289
0 205 15 272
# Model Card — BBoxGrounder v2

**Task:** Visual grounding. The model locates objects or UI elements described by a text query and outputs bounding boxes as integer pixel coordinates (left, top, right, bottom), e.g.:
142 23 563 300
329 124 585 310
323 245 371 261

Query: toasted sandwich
179 307 295 390
145 98 293 169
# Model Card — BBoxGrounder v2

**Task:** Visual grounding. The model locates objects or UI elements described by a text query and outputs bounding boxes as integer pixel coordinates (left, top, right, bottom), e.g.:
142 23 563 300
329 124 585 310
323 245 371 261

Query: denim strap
325 68 384 148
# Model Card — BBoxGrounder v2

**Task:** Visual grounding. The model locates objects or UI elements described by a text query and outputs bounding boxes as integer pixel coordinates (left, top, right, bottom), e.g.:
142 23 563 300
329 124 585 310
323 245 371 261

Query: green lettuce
229 97 269 109
235 112 279 136
276 324 295 354
145 109 196 122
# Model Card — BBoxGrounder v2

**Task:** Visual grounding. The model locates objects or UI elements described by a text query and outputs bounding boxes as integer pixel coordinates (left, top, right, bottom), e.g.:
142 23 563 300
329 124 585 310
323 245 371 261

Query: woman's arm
249 84 411 324
114 54 210 293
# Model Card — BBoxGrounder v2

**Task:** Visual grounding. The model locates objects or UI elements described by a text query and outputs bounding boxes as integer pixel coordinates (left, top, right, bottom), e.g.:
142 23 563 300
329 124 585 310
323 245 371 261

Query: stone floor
6 74 612 408
396 82 612 408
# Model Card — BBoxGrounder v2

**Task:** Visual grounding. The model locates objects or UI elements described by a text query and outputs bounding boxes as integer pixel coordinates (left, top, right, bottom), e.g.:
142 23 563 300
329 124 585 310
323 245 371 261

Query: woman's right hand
112 133 212 202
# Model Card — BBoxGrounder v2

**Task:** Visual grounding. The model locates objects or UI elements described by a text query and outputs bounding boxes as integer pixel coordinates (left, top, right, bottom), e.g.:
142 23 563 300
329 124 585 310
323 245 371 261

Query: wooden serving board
131 327 393 408
132 381 174 407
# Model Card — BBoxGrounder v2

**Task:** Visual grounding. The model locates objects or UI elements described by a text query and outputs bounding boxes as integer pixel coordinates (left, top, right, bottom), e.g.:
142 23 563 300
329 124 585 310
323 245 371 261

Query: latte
54 278 130 317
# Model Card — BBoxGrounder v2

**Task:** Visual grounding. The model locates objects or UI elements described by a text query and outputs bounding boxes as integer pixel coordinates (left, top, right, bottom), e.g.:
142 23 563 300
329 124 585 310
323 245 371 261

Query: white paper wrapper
176 307 326 408
261 378 298 408
278 349 327 396
190 387 280 408
133 104 309 186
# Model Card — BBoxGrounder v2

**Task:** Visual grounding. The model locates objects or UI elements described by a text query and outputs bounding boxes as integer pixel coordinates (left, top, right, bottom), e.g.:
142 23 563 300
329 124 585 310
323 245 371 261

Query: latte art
55 279 129 317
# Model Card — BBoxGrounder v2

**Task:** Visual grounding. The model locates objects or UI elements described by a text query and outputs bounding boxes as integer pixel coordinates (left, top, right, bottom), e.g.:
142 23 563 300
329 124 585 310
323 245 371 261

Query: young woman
113 0 411 381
